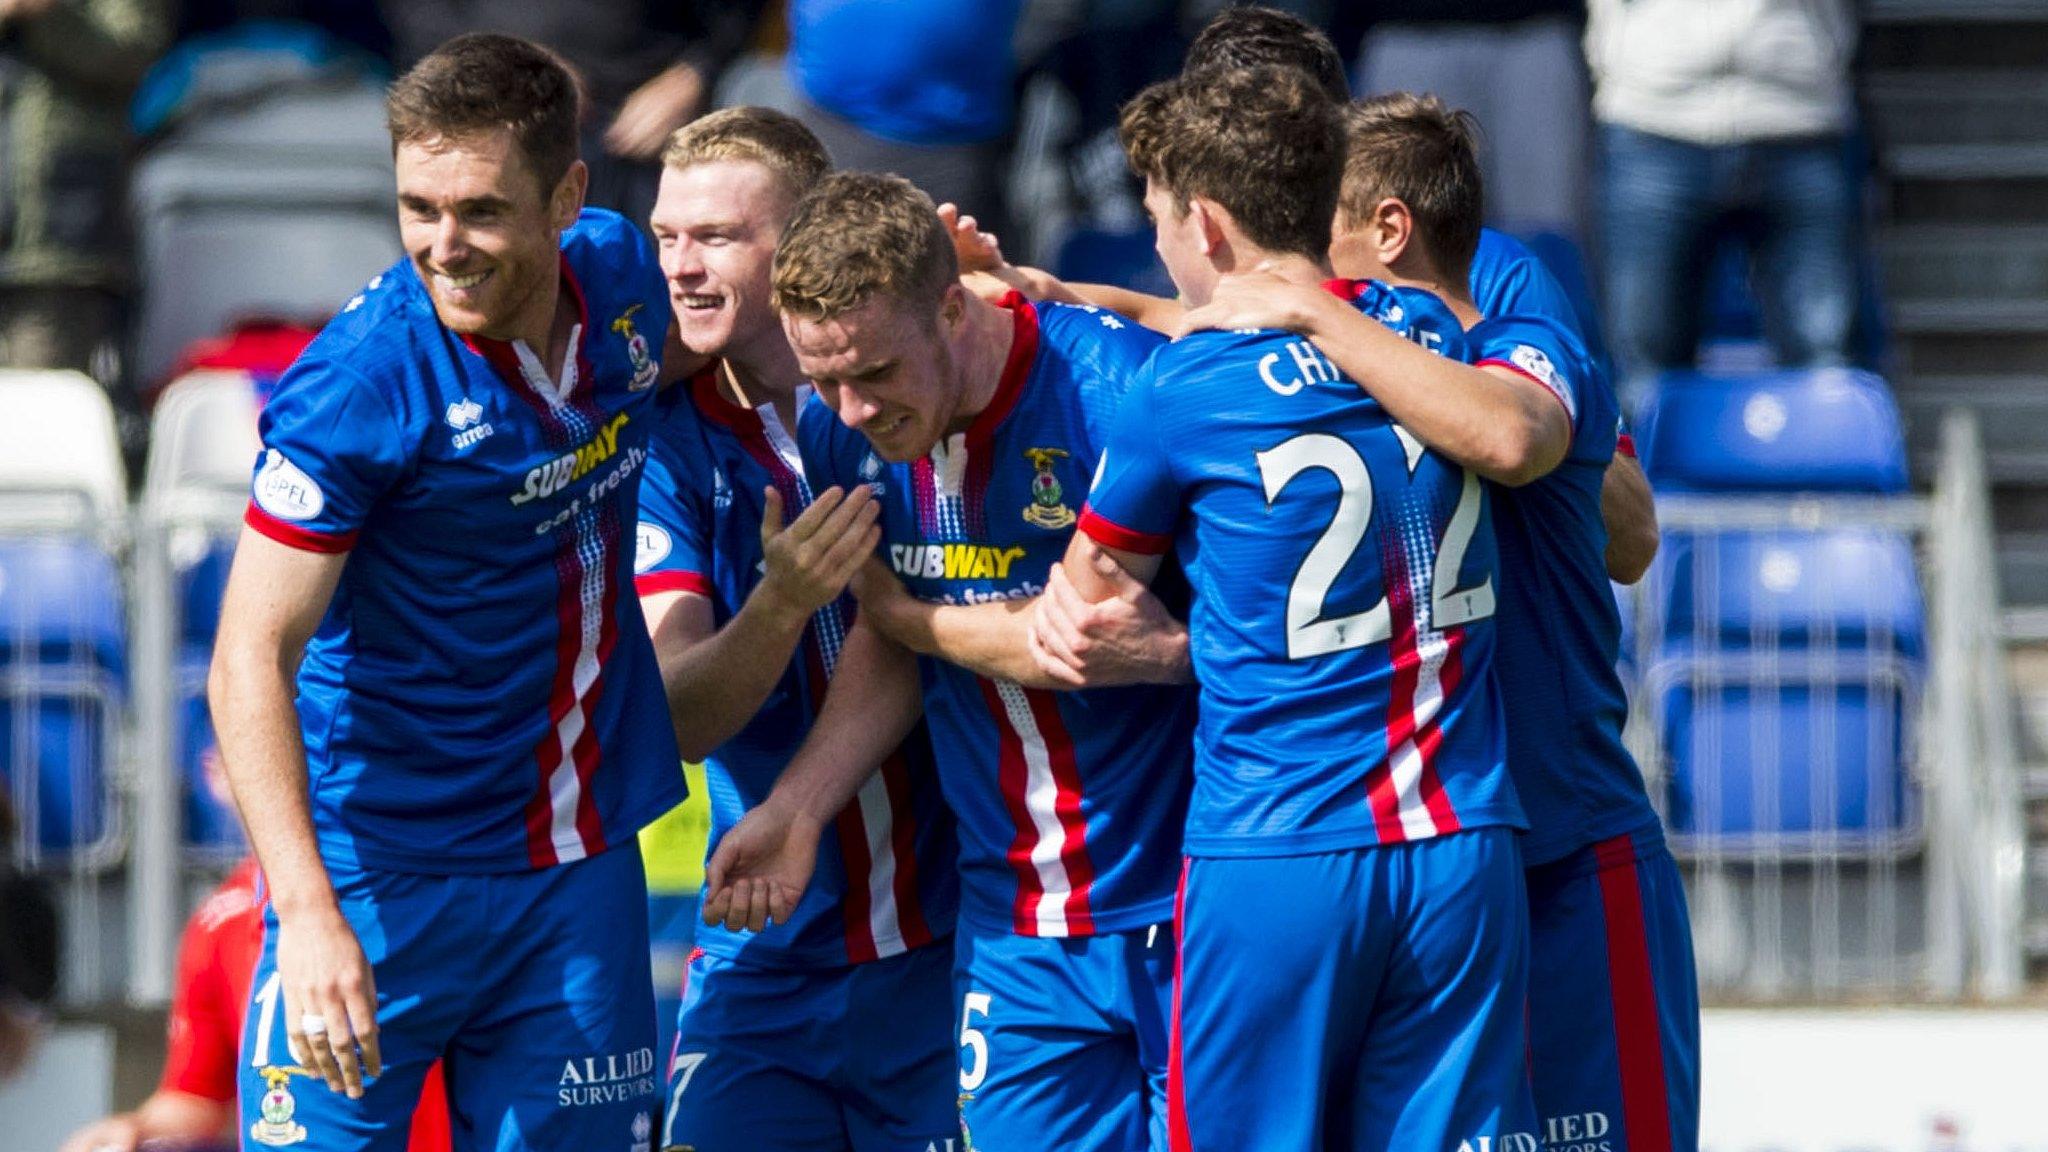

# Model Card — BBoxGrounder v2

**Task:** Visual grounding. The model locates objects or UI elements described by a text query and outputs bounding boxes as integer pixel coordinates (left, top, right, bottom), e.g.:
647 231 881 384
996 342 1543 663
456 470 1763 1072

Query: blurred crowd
0 0 1866 422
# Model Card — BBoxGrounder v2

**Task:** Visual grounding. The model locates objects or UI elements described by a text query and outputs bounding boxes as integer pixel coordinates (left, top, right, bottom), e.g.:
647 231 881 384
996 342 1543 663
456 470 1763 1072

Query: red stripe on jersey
1368 571 1423 841
566 516 623 856
1413 629 1464 835
244 503 356 553
634 570 713 599
1477 357 1577 439
1023 687 1095 935
1594 835 1675 1152
523 530 589 867
1616 432 1638 459
982 678 1050 936
1077 507 1172 555
795 627 881 965
1167 857 1193 1152
880 751 934 950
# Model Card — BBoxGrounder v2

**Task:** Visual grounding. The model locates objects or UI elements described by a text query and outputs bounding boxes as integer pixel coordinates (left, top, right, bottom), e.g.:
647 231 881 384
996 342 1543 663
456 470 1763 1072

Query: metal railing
1624 410 2024 1000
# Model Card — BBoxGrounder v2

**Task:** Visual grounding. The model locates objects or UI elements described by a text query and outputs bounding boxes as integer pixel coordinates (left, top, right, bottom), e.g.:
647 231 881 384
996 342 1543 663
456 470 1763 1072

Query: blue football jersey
1468 314 1659 864
1080 280 1521 857
798 296 1194 938
245 208 686 873
634 368 958 966
1469 228 1584 343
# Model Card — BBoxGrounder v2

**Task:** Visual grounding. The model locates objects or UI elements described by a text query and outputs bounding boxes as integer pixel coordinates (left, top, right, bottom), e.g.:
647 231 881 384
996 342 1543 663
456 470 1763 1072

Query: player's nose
428 213 471 270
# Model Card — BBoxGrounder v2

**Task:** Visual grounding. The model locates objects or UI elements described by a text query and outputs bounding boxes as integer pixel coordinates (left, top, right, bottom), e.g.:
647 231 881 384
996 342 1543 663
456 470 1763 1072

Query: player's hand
604 61 706 160
701 797 822 933
756 485 881 626
1174 267 1324 339
58 1114 142 1152
1029 562 1191 688
937 202 1006 273
0 0 57 23
275 904 382 1098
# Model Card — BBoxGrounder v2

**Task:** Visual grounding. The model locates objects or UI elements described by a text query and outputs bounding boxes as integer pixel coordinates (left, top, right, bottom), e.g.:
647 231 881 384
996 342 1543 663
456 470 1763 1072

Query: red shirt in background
161 859 452 1150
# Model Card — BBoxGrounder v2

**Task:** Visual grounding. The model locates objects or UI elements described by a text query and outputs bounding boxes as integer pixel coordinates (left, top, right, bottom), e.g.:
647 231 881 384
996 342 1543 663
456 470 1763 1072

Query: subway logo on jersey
510 412 633 505
890 542 1027 580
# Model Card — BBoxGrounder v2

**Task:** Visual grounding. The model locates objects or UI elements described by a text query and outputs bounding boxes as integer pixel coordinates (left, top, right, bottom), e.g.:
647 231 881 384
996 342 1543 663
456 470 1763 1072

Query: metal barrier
1625 410 2024 1000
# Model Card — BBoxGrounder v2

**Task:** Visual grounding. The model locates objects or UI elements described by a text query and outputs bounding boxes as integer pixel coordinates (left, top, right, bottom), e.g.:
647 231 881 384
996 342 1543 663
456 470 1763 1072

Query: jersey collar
1321 277 1372 301
458 254 594 406
961 291 1041 450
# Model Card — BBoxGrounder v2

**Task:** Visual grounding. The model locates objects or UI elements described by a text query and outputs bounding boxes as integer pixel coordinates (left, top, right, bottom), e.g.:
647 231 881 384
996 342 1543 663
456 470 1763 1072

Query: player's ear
551 159 590 230
1188 197 1226 257
1374 197 1411 269
938 281 967 330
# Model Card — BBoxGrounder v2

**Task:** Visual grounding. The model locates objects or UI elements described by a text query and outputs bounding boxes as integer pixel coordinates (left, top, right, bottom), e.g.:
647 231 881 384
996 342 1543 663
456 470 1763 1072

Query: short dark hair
386 33 582 194
772 172 957 324
1121 65 1343 262
1183 5 1349 101
1341 94 1486 279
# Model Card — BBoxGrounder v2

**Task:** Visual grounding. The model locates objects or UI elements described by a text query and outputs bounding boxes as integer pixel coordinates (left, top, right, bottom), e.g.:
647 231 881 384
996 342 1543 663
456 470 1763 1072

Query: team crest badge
630 1109 653 1152
1022 447 1075 529
957 1093 977 1152
613 304 660 391
250 1065 309 1146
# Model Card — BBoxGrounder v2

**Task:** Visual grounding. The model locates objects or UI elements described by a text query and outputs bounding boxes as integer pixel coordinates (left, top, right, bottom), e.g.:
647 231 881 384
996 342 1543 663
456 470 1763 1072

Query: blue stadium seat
1636 368 1909 494
1651 654 1916 845
1051 225 1176 299
0 539 125 857
1653 530 1925 659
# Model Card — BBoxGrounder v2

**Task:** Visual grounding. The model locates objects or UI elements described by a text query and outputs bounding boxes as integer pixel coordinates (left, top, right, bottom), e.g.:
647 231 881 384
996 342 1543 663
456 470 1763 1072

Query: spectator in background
1588 0 1860 381
381 1 764 226
1344 0 1590 239
778 0 1024 235
0 0 170 378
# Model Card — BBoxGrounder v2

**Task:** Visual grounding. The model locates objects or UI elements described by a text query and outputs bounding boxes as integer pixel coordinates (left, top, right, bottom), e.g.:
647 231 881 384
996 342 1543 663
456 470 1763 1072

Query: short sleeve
1472 314 1588 439
633 428 715 603
1077 370 1178 555
245 360 410 552
159 908 237 1101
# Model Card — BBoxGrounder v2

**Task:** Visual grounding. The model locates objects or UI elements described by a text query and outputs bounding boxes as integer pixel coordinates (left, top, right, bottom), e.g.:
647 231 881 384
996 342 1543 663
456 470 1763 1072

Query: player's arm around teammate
209 539 377 1098
1602 453 1660 583
642 483 877 761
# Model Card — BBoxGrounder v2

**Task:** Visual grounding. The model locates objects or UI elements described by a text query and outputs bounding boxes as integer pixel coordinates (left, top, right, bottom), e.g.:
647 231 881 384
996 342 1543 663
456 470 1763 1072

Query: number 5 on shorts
958 992 992 1092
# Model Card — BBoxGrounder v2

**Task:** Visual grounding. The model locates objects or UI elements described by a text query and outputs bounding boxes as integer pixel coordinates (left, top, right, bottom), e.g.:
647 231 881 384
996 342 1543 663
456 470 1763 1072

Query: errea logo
445 397 495 450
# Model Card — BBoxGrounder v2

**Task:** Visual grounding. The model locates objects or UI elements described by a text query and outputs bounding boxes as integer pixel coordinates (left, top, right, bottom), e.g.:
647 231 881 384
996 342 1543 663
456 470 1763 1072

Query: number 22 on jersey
1257 426 1495 661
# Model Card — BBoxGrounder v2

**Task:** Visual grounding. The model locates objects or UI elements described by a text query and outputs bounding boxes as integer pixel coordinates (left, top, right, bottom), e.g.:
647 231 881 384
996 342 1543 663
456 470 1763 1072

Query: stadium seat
144 372 262 853
1649 652 1916 847
1051 225 1176 299
1635 368 1910 494
130 78 399 385
0 539 126 859
1652 530 1925 659
0 370 130 531
145 370 264 512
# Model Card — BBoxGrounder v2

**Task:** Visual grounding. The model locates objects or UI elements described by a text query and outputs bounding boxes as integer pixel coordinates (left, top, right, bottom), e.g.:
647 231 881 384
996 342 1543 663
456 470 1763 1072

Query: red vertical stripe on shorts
1023 687 1095 936
982 679 1048 935
1168 857 1192 1152
1595 835 1674 1152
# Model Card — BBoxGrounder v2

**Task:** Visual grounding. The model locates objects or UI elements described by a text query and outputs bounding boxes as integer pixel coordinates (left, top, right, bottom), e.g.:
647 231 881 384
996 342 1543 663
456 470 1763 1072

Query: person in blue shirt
208 35 685 1151
1124 92 1703 1152
1061 64 1536 1152
701 171 1195 1151
633 106 962 1152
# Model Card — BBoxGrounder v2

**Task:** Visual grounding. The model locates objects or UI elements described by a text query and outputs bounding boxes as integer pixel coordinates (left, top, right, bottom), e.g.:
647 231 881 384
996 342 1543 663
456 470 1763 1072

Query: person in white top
1586 0 1861 380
